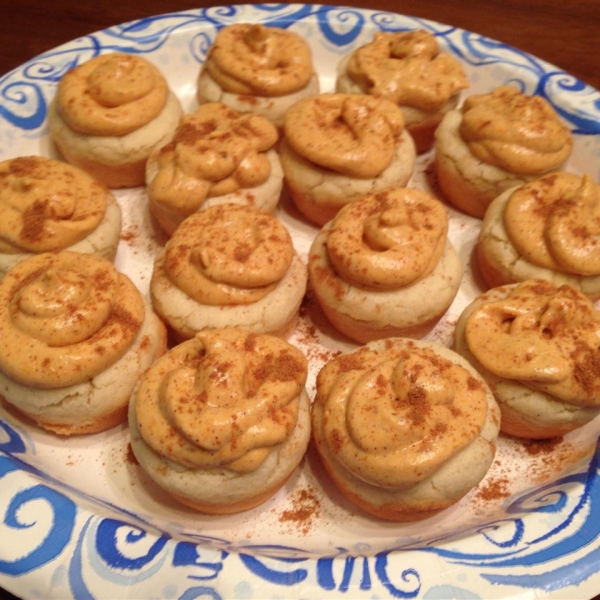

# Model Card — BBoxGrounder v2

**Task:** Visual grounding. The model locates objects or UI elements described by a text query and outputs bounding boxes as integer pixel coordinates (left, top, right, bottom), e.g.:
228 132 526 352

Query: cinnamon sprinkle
475 476 511 502
21 199 50 242
278 486 321 535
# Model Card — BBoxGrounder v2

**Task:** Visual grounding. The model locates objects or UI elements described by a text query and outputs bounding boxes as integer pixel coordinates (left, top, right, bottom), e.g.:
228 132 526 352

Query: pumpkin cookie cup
477 172 600 300
48 52 183 188
311 337 500 521
280 93 416 226
308 187 462 343
0 156 121 279
336 29 469 153
150 203 307 341
454 279 600 439
434 85 573 218
196 23 319 129
145 103 282 236
129 327 311 514
0 251 166 435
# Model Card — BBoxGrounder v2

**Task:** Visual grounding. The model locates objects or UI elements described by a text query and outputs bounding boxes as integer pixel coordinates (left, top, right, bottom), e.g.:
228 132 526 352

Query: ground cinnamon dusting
253 350 304 384
293 295 342 364
111 305 142 333
475 475 511 502
126 443 138 465
21 199 49 242
121 224 139 243
403 386 430 426
514 437 593 484
330 429 344 453
139 335 151 353
278 486 321 535
520 437 563 456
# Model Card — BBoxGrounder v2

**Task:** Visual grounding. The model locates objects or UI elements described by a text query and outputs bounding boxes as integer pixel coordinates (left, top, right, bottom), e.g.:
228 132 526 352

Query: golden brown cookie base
313 436 459 522
280 132 416 227
1 394 128 436
148 201 182 238
434 151 492 218
168 471 294 515
478 239 600 302
54 139 146 188
0 318 167 436
164 311 300 345
284 186 346 228
476 193 600 301
498 402 591 440
316 295 445 344
406 115 443 155
476 239 515 290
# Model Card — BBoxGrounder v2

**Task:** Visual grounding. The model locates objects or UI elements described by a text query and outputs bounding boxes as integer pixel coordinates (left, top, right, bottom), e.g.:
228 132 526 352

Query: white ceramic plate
1 4 600 599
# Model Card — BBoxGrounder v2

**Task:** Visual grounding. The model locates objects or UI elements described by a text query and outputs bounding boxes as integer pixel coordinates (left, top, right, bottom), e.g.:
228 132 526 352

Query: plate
1 4 600 599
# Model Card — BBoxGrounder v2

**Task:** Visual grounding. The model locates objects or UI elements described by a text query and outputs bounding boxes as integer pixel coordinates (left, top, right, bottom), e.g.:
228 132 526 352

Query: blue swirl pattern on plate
0 4 599 598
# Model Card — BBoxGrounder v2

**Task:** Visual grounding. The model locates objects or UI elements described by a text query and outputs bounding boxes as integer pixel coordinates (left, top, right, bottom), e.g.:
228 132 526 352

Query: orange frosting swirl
325 188 448 289
0 156 107 254
204 24 314 96
162 204 294 305
315 340 489 488
465 279 600 406
0 251 144 388
135 328 308 473
459 86 573 175
148 103 278 217
504 172 600 275
346 29 468 110
284 93 405 178
55 52 168 136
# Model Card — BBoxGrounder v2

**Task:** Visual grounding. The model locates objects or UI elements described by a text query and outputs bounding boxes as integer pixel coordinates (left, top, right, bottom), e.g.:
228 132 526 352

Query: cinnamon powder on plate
278 486 321 535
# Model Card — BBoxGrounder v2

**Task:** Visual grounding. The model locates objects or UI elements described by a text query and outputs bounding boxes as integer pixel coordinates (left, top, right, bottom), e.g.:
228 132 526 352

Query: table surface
0 1 598 599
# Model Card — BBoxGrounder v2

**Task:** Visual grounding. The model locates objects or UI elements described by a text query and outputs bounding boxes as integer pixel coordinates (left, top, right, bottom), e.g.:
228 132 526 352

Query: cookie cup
335 29 468 153
150 204 307 341
197 70 319 130
49 92 182 189
434 109 535 218
48 53 183 188
308 188 462 343
145 104 283 236
311 338 500 521
196 23 319 129
477 173 600 300
434 86 573 218
454 280 600 439
280 94 416 227
0 252 167 435
0 156 122 279
128 328 311 514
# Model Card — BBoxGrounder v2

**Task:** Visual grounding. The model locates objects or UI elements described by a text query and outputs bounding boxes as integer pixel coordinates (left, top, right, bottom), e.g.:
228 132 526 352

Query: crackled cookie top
459 86 573 175
284 93 405 178
465 279 600 406
325 188 448 289
0 251 144 388
315 339 489 487
504 172 600 275
204 23 314 96
162 203 293 305
0 156 107 255
135 328 308 473
148 103 278 216
55 52 169 136
345 29 468 110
